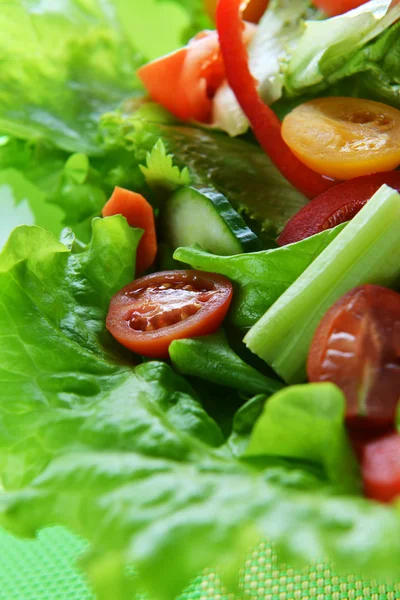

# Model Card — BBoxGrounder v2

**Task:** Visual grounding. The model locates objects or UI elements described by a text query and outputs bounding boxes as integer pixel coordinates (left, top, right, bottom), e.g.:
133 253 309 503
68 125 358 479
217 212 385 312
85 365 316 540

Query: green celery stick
244 184 400 383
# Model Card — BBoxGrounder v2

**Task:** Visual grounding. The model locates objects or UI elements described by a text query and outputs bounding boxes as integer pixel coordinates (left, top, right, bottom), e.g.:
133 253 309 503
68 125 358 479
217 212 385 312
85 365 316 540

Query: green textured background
2 3 400 599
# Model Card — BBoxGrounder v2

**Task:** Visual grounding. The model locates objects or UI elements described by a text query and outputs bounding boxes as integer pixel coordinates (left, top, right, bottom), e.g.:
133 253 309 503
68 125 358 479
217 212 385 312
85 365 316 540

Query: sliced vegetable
361 433 400 503
246 383 361 493
282 97 400 180
244 184 400 383
102 187 157 274
169 330 282 396
216 0 337 199
205 0 269 23
308 285 400 428
174 222 345 330
163 186 261 255
137 26 254 123
106 270 233 358
278 171 400 246
313 0 369 15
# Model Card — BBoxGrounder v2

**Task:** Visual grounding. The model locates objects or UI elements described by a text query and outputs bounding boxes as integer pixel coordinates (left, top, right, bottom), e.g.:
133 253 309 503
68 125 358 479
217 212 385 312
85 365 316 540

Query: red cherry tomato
312 0 369 16
137 26 254 124
278 171 400 246
106 271 233 358
361 432 400 503
308 285 400 428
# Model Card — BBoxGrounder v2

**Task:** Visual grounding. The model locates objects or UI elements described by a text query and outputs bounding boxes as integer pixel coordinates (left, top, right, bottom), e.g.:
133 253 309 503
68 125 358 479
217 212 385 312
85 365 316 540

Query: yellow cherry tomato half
281 97 400 180
204 0 269 23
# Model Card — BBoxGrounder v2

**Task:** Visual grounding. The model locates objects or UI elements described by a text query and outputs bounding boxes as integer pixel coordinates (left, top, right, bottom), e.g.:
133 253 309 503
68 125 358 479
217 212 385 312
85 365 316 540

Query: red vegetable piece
308 285 400 428
215 0 338 199
278 171 400 246
106 270 233 358
102 187 157 275
362 433 400 503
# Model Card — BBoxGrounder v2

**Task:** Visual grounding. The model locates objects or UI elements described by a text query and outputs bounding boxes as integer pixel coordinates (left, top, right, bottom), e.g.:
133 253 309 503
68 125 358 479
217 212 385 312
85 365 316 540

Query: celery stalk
244 185 400 383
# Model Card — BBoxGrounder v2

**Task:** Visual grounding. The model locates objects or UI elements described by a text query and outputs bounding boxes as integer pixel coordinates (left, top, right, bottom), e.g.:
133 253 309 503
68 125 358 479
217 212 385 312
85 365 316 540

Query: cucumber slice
163 185 261 255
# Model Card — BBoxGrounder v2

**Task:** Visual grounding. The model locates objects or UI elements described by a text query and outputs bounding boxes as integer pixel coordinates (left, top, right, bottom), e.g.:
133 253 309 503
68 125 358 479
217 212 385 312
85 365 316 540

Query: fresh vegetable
140 139 191 191
212 0 313 137
137 26 254 123
204 0 269 23
174 222 345 329
216 0 337 199
100 116 310 237
282 97 400 180
246 383 361 493
102 187 157 274
361 433 400 502
106 270 233 358
278 171 400 245
313 0 370 15
169 330 282 395
244 184 400 383
308 285 400 428
163 186 261 255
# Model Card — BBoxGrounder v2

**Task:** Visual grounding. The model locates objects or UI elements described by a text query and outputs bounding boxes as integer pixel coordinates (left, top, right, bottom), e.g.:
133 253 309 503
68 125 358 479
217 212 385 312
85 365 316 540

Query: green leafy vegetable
280 0 400 110
213 0 315 136
0 0 144 154
169 331 283 396
100 116 309 237
226 395 268 458
174 223 345 328
246 384 361 494
2 196 400 600
245 185 400 383
140 139 191 191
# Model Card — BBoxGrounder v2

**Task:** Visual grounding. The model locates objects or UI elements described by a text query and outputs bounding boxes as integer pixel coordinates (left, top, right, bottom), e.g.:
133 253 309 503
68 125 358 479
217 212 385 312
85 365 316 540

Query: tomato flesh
308 285 400 428
277 171 400 246
106 271 233 358
312 0 369 16
361 433 400 503
282 97 400 180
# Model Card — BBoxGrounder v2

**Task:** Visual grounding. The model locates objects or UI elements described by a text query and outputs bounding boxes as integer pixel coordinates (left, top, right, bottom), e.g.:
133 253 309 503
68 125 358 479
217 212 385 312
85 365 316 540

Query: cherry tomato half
277 171 400 246
282 97 400 180
106 271 233 358
361 432 400 503
308 285 400 428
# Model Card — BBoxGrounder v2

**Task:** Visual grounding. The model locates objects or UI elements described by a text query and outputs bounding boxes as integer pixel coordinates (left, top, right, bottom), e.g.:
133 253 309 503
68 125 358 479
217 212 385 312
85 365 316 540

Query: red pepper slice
216 0 338 199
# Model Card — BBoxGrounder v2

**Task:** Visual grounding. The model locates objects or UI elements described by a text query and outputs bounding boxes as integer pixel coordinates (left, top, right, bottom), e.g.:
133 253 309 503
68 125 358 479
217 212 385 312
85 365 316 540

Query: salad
0 0 400 599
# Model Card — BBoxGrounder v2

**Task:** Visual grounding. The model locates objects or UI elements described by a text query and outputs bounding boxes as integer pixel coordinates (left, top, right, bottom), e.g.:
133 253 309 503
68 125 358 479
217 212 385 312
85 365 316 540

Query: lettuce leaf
246 384 361 494
282 0 400 106
174 223 345 329
100 114 309 237
0 0 144 154
2 216 400 599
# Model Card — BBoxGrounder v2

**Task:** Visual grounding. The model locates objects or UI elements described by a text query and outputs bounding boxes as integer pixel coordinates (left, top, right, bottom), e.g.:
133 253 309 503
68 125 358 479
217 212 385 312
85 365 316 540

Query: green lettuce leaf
0 0 143 154
174 223 345 329
2 217 400 599
279 0 400 110
246 384 361 494
100 114 309 238
169 330 283 396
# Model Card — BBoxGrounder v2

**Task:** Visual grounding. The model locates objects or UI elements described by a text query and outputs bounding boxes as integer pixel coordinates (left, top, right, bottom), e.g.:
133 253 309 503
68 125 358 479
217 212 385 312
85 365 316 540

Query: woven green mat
0 528 399 600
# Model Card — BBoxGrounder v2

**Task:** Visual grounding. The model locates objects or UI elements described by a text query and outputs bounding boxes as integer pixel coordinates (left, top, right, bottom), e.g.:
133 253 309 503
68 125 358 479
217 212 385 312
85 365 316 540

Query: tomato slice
312 0 369 16
281 97 400 180
308 285 400 428
137 27 254 124
361 432 400 503
106 270 233 358
277 171 400 246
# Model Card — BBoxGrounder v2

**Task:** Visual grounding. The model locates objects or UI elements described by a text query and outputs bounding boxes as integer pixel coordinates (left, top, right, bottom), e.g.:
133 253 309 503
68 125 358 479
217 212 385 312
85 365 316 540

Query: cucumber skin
165 185 262 255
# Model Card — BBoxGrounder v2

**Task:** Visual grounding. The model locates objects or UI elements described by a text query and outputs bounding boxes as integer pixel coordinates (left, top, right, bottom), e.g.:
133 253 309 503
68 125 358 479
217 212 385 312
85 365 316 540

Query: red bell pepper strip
216 0 338 199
